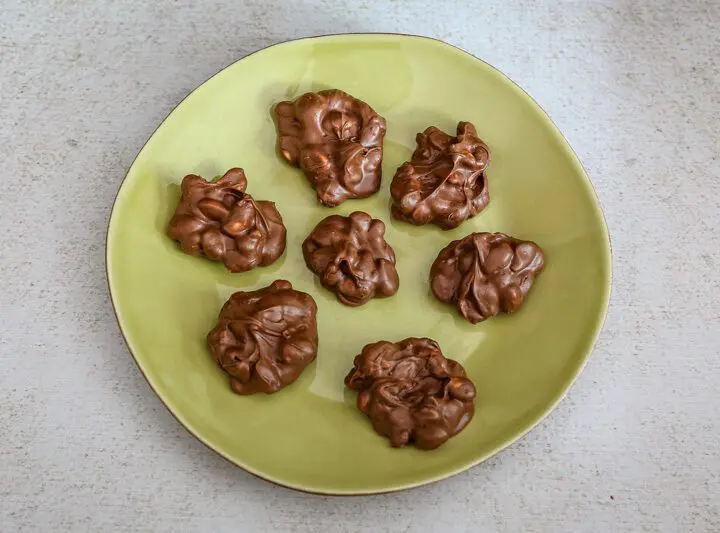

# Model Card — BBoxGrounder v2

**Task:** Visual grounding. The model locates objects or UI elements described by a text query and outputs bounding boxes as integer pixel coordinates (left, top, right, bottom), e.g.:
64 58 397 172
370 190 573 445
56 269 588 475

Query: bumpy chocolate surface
206 280 318 395
390 121 490 229
167 168 286 273
430 232 545 324
345 338 476 449
302 212 399 306
274 89 387 207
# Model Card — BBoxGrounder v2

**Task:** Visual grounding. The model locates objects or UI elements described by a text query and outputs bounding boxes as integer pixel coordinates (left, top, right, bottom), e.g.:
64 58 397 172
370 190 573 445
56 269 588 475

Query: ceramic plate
107 34 611 494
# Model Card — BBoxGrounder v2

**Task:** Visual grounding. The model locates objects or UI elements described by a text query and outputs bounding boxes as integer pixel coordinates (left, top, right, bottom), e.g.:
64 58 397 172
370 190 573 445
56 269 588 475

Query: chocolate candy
274 89 387 207
430 232 545 323
345 338 476 449
206 280 318 395
302 211 399 306
167 168 286 273
390 121 490 229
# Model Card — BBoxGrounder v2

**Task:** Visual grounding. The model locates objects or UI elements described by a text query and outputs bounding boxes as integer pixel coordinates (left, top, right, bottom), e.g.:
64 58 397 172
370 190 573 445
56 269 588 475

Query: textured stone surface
1 0 718 531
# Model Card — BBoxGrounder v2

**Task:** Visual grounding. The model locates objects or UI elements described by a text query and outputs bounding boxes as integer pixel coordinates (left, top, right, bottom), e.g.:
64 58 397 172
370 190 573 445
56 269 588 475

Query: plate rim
106 32 613 496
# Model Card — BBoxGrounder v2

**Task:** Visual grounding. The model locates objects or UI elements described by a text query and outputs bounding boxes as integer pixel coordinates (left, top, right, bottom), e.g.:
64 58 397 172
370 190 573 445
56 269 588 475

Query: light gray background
1 1 719 531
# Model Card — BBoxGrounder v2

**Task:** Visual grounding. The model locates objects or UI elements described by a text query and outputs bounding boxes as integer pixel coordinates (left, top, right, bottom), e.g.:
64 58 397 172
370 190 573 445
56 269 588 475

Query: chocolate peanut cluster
167 168 286 272
430 232 545 323
274 89 387 207
206 280 319 395
390 121 490 229
302 211 399 306
345 338 476 449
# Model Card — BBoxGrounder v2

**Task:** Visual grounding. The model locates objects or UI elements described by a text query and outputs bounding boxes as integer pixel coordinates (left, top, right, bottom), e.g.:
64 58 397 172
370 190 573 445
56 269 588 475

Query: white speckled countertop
1 1 719 531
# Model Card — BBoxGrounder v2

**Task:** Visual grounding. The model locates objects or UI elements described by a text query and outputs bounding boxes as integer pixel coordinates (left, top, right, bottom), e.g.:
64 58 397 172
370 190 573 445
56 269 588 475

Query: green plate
107 34 611 495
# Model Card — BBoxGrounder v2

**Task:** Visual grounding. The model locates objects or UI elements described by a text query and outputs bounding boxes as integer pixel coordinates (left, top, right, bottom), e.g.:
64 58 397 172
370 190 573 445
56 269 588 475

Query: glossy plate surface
107 34 611 494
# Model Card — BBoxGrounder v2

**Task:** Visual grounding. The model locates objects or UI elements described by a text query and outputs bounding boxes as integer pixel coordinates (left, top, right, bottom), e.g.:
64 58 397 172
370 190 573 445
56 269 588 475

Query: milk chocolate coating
390 121 490 229
430 232 545 324
345 338 476 449
302 212 399 306
167 168 286 273
207 280 318 395
274 89 387 207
